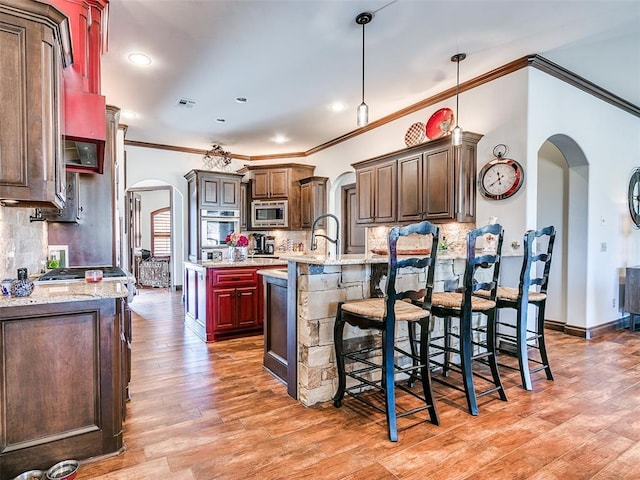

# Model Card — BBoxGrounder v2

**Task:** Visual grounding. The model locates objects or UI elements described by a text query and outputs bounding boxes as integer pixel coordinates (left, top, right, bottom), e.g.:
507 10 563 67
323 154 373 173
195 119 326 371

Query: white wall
528 69 640 330
119 66 640 330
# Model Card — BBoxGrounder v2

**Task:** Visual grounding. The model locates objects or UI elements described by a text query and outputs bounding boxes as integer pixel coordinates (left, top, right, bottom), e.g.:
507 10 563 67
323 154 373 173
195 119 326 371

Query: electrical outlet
612 298 616 308
601 242 607 252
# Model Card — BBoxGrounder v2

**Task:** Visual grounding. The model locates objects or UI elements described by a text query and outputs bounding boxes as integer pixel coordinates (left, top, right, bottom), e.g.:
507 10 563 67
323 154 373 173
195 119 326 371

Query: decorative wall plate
404 122 426 147
425 108 454 139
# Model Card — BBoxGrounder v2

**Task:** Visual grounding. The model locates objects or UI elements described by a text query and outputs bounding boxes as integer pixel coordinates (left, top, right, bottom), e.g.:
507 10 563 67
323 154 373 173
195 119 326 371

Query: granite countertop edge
0 280 129 308
185 259 287 269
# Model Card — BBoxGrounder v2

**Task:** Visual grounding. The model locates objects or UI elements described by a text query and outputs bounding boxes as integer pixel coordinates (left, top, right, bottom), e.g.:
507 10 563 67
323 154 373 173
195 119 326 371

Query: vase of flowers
225 232 249 262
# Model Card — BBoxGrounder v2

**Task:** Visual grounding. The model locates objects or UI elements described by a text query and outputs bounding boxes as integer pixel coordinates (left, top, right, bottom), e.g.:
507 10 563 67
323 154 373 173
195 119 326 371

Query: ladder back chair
333 221 440 442
495 226 556 390
428 223 507 415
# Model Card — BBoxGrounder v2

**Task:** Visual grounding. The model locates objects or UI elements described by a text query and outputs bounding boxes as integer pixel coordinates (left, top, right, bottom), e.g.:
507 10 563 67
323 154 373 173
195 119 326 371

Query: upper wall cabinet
299 176 328 228
185 170 243 210
238 163 316 230
352 132 482 225
0 0 72 208
252 168 289 199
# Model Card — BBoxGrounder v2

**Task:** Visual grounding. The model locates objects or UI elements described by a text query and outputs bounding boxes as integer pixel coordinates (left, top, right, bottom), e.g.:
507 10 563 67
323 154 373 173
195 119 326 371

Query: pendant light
356 12 373 127
451 53 466 146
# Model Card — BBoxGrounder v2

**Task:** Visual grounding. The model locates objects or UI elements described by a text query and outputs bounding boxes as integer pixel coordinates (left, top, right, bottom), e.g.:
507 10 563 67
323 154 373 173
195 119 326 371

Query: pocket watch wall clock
628 167 640 228
478 144 525 200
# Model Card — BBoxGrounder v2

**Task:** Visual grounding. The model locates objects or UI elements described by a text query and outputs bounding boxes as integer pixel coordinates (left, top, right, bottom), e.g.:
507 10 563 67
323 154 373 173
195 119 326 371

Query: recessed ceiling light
329 102 346 112
128 52 152 66
216 118 226 123
235 97 248 103
272 135 288 144
121 111 138 119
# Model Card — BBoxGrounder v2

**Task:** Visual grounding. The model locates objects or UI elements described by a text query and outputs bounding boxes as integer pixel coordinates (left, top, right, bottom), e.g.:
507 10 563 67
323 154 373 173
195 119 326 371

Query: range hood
64 90 106 173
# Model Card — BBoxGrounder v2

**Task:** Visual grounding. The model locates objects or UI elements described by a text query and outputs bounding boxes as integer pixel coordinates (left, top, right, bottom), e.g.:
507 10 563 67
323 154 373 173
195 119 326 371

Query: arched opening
537 135 589 331
125 180 184 290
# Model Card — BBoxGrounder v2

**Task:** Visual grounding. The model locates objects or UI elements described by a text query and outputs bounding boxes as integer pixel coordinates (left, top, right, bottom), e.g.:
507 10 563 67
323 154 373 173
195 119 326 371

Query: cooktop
39 266 128 281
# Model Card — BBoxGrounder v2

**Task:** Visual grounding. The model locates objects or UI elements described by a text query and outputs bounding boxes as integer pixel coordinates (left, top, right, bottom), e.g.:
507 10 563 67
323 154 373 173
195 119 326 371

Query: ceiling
101 0 640 158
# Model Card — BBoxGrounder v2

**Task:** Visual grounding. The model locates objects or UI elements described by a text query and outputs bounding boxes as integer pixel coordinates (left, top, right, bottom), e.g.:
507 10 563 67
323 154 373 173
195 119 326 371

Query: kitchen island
275 251 522 406
0 280 131 480
183 258 286 342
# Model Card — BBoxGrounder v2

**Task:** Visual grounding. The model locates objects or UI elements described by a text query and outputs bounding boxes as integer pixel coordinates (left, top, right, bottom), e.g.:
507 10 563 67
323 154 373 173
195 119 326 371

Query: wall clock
478 144 524 200
629 168 640 228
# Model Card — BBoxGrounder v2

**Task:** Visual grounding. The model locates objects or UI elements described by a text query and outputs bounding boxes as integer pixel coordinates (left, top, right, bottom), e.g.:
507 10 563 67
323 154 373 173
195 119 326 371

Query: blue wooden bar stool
494 226 556 390
333 221 440 442
428 224 507 415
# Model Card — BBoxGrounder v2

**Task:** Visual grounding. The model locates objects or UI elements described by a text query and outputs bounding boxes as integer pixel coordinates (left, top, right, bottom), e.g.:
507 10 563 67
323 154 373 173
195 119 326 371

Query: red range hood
48 0 109 173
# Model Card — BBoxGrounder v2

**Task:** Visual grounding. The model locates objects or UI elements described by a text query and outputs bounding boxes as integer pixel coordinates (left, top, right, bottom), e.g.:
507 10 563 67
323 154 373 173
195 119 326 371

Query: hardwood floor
78 288 640 479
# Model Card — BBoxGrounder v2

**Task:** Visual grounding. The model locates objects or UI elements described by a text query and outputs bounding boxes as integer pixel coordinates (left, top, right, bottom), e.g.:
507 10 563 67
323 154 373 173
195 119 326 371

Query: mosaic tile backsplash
0 207 47 279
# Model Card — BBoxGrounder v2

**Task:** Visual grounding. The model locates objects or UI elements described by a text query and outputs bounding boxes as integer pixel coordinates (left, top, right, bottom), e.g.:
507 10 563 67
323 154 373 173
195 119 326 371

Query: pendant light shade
356 12 373 127
451 53 466 146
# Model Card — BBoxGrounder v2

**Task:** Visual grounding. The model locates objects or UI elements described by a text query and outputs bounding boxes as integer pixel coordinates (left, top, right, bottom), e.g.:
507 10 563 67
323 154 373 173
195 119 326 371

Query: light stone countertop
278 249 522 266
185 258 287 270
0 280 129 308
256 268 288 280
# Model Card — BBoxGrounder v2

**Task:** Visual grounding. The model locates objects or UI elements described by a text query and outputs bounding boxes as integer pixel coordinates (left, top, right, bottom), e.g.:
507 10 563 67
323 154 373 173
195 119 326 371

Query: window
151 207 171 257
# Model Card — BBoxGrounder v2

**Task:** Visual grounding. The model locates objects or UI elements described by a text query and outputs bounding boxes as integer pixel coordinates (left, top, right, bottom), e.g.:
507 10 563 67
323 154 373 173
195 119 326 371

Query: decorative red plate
404 122 425 147
426 108 455 140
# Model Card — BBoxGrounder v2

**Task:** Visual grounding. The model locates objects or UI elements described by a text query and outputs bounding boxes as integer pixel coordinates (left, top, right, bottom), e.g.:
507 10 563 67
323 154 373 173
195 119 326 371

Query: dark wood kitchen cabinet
299 176 327 228
185 170 242 210
353 132 481 225
238 163 316 230
0 0 72 208
398 146 455 222
42 171 82 222
0 298 125 480
253 168 289 199
355 159 397 224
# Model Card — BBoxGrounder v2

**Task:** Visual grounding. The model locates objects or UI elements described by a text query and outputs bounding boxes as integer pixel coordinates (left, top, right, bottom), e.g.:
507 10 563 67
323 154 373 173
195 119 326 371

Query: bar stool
428 224 507 415
494 226 556 390
333 221 440 442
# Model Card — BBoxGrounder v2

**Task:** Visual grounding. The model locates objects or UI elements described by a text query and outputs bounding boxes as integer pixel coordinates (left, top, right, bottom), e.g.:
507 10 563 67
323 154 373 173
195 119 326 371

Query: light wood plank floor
77 288 640 479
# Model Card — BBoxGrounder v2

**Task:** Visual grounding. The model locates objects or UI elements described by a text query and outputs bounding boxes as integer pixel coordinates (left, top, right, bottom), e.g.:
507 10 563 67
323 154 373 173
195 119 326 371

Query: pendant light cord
361 22 365 104
455 58 459 121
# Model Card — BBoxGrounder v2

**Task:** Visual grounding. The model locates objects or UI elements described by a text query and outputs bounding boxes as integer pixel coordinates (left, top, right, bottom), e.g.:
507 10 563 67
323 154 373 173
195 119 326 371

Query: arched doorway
125 180 184 290
537 134 589 331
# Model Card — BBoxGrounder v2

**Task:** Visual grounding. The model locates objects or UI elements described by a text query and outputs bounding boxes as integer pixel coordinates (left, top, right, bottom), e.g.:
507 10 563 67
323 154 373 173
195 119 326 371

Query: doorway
126 186 174 289
537 135 589 331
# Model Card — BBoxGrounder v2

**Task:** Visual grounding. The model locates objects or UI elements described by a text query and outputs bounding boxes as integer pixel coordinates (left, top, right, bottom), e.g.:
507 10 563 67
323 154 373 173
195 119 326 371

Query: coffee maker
265 236 275 255
252 233 267 254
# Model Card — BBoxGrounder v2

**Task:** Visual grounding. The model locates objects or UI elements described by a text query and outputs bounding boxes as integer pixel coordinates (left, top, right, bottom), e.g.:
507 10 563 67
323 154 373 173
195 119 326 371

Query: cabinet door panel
456 141 477 222
252 171 270 198
236 286 258 328
201 177 219 207
356 168 374 224
220 178 239 208
212 288 236 330
398 154 423 222
269 169 289 197
424 148 454 219
300 183 312 227
375 162 397 223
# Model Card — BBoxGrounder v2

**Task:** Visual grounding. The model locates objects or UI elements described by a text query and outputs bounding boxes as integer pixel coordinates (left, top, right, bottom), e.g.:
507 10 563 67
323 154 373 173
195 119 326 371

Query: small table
625 266 640 331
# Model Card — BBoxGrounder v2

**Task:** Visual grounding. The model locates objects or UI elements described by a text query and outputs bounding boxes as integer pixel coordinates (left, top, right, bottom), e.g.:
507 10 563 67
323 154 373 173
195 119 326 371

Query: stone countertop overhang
278 250 522 266
1 280 129 308
256 268 288 280
185 258 288 271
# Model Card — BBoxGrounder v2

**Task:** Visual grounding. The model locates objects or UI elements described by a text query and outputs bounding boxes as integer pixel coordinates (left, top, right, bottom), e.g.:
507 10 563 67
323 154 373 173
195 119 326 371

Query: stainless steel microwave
251 200 288 228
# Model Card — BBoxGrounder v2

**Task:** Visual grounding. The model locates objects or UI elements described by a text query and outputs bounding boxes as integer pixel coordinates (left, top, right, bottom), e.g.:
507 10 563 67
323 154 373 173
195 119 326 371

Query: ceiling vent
177 98 196 108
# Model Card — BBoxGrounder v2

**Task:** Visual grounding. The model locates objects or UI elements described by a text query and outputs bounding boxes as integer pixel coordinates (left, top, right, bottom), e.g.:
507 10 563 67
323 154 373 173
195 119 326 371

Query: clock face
478 158 524 200
628 168 640 228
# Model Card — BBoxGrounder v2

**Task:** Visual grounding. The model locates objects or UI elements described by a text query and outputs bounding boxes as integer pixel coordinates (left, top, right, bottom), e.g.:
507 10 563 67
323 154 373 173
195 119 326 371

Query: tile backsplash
0 207 47 279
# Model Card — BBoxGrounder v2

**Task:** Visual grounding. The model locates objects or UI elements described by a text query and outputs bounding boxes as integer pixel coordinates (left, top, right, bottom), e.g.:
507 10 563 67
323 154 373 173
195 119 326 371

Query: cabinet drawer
210 268 257 286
